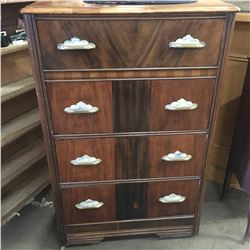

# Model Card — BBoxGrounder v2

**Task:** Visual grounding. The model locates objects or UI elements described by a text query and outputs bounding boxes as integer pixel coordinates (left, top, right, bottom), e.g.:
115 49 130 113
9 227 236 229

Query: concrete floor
2 182 250 250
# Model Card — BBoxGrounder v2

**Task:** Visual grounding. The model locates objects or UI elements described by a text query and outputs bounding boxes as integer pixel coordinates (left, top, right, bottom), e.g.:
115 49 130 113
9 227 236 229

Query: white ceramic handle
169 34 205 48
57 37 96 50
162 151 192 162
159 193 186 204
64 101 99 114
165 98 198 111
70 155 102 166
75 199 104 210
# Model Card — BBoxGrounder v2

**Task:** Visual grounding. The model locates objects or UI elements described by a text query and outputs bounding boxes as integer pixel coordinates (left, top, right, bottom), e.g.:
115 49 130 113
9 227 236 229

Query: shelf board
2 108 40 148
1 76 35 103
1 41 28 56
1 0 35 4
1 164 49 224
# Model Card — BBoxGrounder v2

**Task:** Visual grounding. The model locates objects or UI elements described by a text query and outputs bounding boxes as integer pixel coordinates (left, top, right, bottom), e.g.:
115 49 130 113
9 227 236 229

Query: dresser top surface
22 0 239 15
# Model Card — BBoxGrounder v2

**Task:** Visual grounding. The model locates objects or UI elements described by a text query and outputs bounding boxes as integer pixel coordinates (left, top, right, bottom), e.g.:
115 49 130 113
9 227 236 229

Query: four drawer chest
22 0 238 246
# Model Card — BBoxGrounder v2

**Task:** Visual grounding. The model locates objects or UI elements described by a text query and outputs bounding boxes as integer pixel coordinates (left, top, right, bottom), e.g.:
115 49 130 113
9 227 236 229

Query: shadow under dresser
22 0 238 246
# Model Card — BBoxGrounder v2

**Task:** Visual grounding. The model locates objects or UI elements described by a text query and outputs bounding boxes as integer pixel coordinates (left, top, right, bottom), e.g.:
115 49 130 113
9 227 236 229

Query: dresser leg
242 201 250 243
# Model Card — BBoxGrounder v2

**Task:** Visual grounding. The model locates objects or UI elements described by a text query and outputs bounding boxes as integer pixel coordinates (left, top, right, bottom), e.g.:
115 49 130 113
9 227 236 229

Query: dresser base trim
65 225 193 246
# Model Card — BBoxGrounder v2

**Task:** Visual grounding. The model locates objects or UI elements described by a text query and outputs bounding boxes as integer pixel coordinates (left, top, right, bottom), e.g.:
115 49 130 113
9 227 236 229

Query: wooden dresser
22 0 238 246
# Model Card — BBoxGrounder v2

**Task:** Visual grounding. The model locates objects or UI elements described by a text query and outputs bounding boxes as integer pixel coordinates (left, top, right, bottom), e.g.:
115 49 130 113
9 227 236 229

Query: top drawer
37 18 225 70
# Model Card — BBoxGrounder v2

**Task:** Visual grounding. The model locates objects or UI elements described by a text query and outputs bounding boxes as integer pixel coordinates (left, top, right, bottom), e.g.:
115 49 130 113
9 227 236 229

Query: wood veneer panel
55 138 115 182
62 185 116 224
147 179 199 217
44 68 217 81
46 82 113 134
48 79 214 134
150 79 214 131
113 80 150 132
116 183 147 220
55 134 206 183
62 179 198 224
148 134 207 178
37 19 224 70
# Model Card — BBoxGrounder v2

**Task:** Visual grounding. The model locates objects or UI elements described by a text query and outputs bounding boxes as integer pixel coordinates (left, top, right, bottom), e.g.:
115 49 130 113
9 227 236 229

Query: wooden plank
1 49 33 86
1 0 35 3
1 41 28 56
1 164 49 224
1 76 34 103
1 109 40 147
2 139 45 188
236 12 250 23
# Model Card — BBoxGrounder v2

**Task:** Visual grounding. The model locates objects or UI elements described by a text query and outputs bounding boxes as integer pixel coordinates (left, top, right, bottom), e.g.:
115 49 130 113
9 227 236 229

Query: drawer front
62 185 116 224
47 82 113 134
147 180 199 217
47 79 214 134
62 179 198 224
38 18 225 70
149 79 214 131
55 134 206 182
56 138 115 182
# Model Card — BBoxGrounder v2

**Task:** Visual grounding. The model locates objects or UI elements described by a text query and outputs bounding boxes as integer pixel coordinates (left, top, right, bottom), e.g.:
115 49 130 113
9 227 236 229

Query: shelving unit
1 1 49 224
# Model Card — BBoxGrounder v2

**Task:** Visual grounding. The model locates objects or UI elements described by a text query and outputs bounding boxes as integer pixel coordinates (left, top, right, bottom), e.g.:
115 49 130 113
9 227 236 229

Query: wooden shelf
2 139 45 188
1 41 28 56
1 76 35 103
1 0 35 4
1 164 49 224
2 109 40 148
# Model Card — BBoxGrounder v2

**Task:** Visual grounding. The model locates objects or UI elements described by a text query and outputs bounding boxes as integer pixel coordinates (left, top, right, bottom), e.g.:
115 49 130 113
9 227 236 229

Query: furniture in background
208 11 250 189
1 0 49 224
22 0 238 246
221 58 250 243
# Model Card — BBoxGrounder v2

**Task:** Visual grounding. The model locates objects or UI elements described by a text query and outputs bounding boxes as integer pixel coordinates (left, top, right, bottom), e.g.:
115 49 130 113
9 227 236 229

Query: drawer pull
57 37 96 50
159 193 186 204
70 154 102 166
169 34 205 48
64 101 99 114
162 151 192 162
165 98 198 111
75 199 104 210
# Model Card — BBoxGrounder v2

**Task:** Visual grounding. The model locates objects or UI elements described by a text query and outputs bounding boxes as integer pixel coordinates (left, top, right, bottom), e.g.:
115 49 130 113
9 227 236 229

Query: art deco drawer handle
169 34 205 48
159 193 186 204
57 37 96 50
165 98 198 111
162 151 192 162
64 101 99 114
75 199 104 210
70 154 102 166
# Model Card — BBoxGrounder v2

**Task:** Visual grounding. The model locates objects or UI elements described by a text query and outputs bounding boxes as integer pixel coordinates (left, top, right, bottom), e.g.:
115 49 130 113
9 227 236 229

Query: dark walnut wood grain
55 134 206 183
37 18 225 70
47 79 214 134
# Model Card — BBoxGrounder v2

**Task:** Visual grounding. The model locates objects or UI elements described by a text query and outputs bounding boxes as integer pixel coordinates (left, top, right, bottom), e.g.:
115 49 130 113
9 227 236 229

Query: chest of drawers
22 0 238 246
